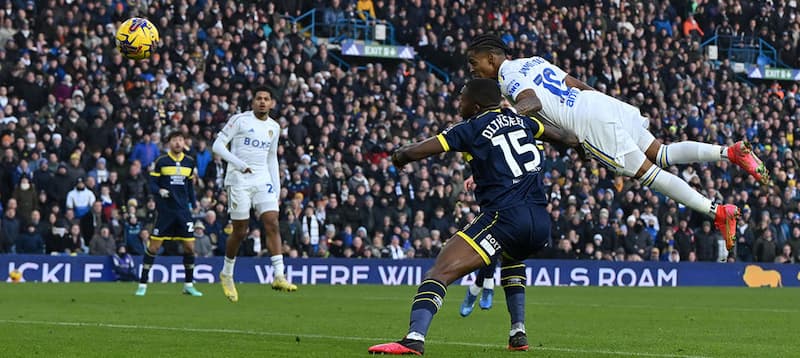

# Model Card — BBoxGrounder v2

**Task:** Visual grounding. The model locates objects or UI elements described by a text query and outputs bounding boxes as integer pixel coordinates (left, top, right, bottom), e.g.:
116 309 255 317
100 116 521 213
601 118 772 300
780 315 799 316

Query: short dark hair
467 33 510 56
252 86 275 99
464 78 502 108
166 131 185 142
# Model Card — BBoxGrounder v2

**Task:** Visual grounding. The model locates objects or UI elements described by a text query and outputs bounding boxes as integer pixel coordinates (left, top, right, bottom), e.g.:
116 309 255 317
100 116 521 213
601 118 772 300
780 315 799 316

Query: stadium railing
701 34 789 68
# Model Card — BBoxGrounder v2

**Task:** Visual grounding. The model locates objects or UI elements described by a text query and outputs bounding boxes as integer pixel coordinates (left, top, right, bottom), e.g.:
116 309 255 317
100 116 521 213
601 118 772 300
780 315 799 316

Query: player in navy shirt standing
369 79 578 355
135 131 203 297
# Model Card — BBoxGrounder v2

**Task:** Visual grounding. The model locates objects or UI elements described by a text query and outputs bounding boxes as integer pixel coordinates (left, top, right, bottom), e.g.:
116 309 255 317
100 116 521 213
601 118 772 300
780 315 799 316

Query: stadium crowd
0 0 799 265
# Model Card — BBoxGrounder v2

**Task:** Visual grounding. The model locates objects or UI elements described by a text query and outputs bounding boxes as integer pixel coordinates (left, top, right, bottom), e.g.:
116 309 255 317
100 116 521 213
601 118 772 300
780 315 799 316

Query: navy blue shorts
152 209 194 241
457 204 550 264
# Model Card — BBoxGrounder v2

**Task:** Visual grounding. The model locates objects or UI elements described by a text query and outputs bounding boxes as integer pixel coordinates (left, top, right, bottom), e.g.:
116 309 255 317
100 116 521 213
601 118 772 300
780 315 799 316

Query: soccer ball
9 270 21 283
115 17 159 60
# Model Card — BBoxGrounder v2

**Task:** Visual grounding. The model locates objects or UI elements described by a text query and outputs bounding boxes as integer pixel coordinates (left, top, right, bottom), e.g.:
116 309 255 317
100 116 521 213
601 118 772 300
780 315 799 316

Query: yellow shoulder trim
529 116 545 138
436 134 450 152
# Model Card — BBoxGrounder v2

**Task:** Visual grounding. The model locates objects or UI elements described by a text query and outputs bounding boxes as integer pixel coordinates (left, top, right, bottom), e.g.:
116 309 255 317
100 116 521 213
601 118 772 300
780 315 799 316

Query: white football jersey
498 57 584 134
215 111 281 189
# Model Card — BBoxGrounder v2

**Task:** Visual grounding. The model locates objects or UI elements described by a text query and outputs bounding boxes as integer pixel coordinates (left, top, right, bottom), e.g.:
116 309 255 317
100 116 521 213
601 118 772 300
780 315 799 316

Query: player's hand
391 148 406 168
464 176 476 192
242 167 253 174
158 188 170 198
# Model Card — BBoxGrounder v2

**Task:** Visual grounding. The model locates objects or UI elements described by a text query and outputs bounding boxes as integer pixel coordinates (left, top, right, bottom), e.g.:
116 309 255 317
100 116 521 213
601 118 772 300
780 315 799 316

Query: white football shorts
226 185 279 220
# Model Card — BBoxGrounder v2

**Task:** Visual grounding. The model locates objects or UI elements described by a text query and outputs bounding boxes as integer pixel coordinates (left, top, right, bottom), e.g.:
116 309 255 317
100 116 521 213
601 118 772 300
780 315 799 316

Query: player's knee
645 140 662 162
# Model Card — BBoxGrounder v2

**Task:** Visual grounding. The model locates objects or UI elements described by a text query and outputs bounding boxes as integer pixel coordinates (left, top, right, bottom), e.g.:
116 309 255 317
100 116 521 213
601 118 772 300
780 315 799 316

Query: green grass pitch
0 283 796 357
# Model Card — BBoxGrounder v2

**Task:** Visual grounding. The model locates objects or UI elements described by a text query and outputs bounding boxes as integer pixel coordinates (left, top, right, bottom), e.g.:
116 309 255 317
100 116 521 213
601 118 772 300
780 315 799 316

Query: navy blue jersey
437 108 546 210
149 152 196 213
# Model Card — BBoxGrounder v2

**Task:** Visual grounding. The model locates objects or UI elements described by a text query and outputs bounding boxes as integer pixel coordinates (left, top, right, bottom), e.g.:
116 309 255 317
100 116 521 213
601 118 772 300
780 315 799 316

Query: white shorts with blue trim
226 185 279 220
575 92 655 177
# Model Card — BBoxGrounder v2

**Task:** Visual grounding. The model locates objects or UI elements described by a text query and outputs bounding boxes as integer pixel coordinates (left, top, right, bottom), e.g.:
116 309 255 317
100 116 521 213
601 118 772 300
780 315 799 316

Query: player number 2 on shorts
186 222 194 232
491 129 541 177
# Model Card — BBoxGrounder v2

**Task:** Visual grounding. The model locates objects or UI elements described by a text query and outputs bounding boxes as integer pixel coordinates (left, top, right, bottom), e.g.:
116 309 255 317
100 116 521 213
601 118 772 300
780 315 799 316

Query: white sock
138 283 147 289
656 142 723 167
184 282 194 288
483 277 495 291
406 331 425 342
643 165 714 217
469 284 481 296
510 322 526 336
271 255 285 278
222 257 236 276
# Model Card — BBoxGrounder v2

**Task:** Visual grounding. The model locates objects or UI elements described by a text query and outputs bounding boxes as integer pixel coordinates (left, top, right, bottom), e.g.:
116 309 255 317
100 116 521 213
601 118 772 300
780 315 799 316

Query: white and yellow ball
115 17 159 60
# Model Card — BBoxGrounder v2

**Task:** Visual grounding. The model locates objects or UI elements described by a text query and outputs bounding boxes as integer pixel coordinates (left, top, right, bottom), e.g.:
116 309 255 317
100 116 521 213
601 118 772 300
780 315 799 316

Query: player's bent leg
478 260 496 310
500 259 528 351
368 234 488 356
181 240 203 297
459 272 480 317
631 154 740 249
649 139 723 166
220 219 248 303
647 137 769 184
461 260 496 316
135 239 164 296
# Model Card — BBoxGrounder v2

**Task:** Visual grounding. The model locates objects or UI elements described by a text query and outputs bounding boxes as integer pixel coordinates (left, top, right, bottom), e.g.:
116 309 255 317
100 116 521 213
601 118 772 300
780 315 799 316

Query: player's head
166 131 185 154
467 34 510 79
252 86 276 117
459 78 502 118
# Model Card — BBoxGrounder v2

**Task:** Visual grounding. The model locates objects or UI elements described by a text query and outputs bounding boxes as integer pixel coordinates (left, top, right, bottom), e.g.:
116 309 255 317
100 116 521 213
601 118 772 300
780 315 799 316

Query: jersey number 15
491 129 541 178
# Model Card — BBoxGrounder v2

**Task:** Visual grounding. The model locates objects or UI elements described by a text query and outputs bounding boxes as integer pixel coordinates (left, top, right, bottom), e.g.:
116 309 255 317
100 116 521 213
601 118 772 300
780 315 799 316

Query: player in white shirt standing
466 34 769 251
212 87 297 302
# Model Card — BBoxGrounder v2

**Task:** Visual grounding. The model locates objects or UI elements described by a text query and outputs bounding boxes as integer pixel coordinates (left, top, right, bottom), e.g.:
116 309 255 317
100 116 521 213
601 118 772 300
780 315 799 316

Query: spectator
49 164 72 206
357 0 376 20
775 244 796 264
112 246 138 282
12 176 37 223
63 224 86 255
15 223 44 254
89 226 116 256
388 235 404 259
193 221 213 258
1 208 20 253
674 220 695 261
694 221 721 262
130 133 159 169
66 178 95 219
87 157 109 184
754 229 778 263
80 201 104 241
124 216 143 255
280 209 303 250
122 161 148 205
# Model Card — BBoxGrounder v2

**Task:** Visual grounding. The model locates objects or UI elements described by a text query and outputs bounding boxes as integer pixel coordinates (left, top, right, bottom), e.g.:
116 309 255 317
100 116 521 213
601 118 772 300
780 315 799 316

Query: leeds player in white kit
466 34 769 251
212 87 297 302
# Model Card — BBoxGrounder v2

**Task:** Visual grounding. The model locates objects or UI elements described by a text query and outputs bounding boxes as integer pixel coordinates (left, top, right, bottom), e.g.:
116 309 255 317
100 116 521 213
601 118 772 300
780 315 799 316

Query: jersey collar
497 59 509 82
469 108 502 121
168 151 185 162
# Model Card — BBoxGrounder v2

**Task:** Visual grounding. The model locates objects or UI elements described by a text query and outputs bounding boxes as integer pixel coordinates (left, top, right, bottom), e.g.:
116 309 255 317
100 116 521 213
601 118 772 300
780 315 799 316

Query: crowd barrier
1 255 798 287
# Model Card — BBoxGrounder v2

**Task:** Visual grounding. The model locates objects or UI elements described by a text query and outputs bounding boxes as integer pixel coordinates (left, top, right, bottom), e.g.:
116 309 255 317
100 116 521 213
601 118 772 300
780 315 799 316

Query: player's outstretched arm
539 124 579 149
391 137 446 168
